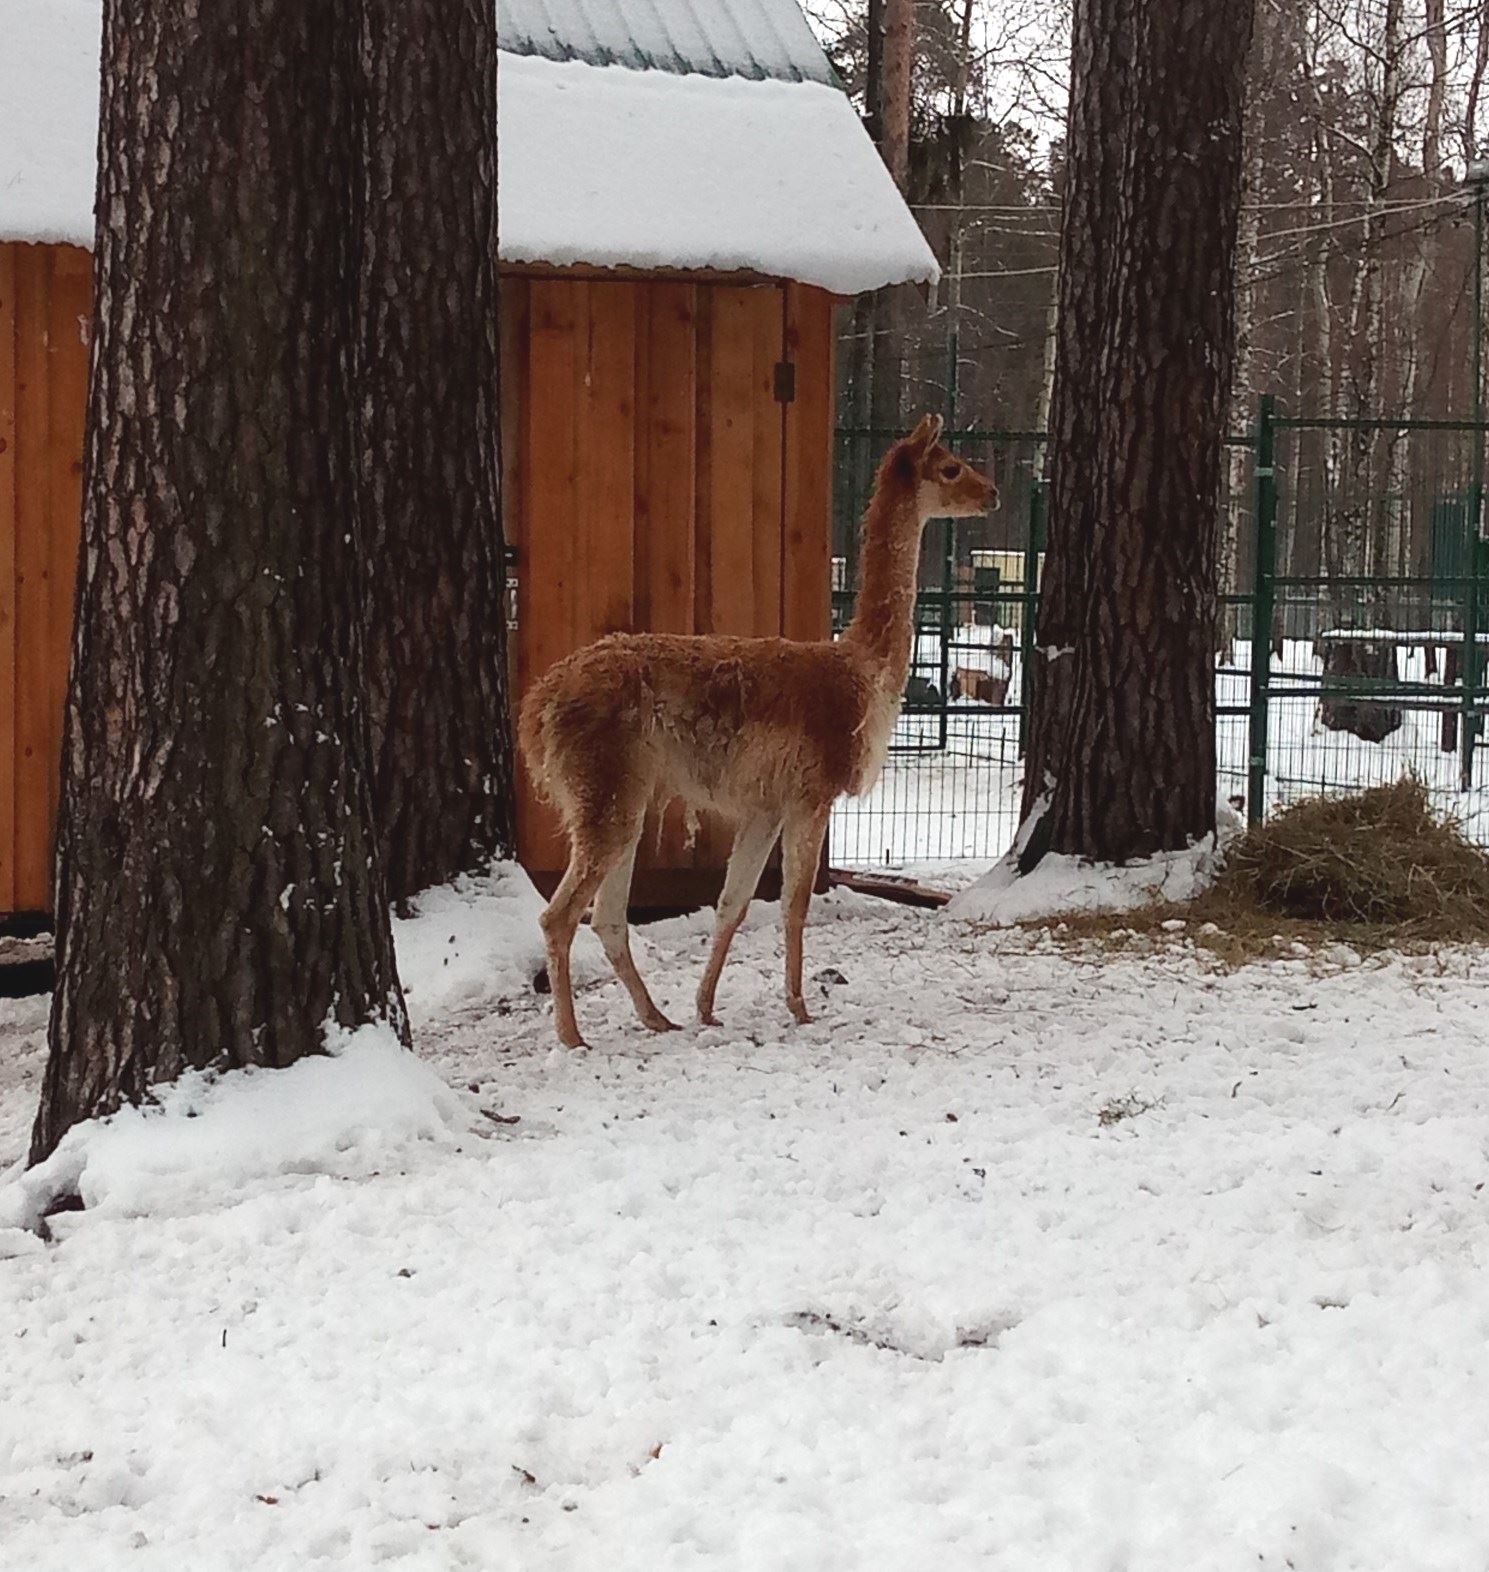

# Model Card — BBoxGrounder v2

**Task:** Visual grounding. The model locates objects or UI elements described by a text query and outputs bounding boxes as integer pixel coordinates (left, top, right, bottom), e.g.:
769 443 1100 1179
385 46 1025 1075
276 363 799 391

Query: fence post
1465 523 1485 793
938 517 955 750
1247 395 1278 826
1019 474 1047 755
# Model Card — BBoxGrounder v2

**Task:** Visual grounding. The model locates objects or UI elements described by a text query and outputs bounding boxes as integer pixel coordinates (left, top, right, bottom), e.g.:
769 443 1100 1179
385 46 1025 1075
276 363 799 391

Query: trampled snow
1 6 938 295
4 875 1489 1567
393 861 604 1030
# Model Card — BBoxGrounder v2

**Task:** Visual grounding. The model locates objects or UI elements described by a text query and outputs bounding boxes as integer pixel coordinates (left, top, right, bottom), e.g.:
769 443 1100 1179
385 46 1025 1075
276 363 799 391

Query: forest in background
813 0 1489 506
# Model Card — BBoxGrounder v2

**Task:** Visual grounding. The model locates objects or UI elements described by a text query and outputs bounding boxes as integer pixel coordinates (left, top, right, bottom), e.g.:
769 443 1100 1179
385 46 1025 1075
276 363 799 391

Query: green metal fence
1247 403 1489 840
829 428 1046 867
830 404 1489 874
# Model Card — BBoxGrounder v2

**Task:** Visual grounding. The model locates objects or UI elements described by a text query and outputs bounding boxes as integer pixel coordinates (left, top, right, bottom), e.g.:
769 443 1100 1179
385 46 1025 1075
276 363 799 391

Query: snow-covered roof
499 54 936 293
496 0 835 84
0 0 938 295
0 0 100 251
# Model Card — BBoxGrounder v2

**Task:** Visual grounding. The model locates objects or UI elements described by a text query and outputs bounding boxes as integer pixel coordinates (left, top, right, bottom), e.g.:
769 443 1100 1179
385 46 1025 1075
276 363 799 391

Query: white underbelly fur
853 690 901 795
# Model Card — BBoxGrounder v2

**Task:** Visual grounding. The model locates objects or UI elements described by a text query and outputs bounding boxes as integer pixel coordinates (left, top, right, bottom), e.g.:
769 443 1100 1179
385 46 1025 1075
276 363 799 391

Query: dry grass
1032 779 1489 966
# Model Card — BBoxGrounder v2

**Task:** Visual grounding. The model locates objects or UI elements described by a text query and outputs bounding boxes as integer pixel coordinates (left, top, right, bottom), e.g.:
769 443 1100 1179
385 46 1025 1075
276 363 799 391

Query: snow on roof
499 54 937 293
1 0 937 294
0 0 101 249
497 0 834 84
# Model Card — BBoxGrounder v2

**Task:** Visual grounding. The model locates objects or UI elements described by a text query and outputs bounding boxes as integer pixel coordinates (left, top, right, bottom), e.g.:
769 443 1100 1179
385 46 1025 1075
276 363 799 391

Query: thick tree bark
1020 0 1256 865
32 0 406 1164
356 0 517 903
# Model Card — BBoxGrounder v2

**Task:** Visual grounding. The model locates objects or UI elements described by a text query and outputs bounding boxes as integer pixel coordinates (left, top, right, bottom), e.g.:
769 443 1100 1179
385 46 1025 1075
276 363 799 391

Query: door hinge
773 360 797 404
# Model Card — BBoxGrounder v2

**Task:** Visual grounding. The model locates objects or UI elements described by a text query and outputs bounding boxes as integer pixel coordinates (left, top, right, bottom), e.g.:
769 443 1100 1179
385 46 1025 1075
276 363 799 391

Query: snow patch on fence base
946 838 1225 925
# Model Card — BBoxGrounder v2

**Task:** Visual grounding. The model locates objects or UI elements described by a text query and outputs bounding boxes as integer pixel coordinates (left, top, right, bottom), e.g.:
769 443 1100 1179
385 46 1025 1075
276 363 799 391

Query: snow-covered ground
4 881 1489 1569
833 636 1489 874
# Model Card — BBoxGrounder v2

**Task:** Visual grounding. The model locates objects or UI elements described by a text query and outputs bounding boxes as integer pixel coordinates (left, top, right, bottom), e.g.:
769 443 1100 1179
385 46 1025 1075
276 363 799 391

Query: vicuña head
878 412 999 528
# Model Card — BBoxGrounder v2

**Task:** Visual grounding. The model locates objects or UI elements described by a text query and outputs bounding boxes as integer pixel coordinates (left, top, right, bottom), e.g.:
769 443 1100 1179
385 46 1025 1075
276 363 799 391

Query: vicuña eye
940 463 959 479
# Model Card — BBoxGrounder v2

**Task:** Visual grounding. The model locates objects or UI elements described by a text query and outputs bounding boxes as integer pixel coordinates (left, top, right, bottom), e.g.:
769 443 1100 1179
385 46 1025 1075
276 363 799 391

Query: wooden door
506 273 836 906
0 243 90 918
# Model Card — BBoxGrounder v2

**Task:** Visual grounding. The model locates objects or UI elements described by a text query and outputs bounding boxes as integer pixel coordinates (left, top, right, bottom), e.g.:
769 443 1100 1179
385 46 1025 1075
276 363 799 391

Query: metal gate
1247 401 1489 841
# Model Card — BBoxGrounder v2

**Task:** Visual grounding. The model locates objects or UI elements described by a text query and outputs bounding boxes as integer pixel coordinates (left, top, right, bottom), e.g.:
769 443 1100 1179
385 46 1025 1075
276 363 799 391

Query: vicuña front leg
696 814 780 1027
781 805 831 1025
590 821 678 1034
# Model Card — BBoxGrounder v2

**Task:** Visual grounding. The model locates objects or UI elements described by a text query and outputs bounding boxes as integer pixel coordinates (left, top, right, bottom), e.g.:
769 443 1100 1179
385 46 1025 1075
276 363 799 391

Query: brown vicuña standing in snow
520 415 997 1047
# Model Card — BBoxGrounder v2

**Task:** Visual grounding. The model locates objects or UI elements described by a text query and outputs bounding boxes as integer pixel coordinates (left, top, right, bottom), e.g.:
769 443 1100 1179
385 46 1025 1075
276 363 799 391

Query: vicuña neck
843 481 924 692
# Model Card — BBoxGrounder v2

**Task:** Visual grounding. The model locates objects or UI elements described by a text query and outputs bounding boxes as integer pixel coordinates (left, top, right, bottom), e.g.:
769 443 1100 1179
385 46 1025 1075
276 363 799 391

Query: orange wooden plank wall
505 276 838 897
0 243 90 917
0 260 834 914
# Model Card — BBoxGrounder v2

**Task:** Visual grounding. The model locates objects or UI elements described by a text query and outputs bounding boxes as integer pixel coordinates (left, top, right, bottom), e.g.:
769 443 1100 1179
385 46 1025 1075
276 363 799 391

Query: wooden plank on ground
782 284 836 643
0 246 17 912
13 246 52 912
828 870 953 909
517 278 582 875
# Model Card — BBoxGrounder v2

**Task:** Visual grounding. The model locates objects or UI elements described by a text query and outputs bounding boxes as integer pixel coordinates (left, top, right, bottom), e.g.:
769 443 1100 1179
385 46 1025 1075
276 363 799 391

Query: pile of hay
1218 777 1489 933
1028 778 1489 961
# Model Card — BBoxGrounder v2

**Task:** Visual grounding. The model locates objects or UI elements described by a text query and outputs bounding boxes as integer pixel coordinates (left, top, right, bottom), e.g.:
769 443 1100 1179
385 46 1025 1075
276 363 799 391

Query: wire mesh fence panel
1252 413 1489 843
830 410 1489 876
1218 431 1257 818
829 429 1044 876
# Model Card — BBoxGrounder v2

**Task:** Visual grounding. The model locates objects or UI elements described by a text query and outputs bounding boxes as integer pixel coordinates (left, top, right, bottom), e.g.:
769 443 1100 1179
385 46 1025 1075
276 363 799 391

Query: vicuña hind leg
591 820 677 1034
539 850 611 1049
696 813 781 1027
781 804 831 1025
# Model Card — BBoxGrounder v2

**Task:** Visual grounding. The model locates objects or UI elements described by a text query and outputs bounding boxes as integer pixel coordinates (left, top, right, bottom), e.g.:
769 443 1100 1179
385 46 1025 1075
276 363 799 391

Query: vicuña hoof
556 1025 588 1050
697 1008 721 1028
644 1012 681 1034
788 998 813 1025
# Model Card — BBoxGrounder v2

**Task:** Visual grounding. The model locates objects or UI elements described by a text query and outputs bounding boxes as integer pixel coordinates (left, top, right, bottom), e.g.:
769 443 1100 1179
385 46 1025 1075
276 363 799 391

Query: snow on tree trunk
31 0 406 1165
356 0 517 903
1018 0 1255 866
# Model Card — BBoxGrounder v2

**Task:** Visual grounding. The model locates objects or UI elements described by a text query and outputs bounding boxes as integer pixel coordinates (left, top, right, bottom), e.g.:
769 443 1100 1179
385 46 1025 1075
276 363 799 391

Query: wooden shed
0 0 936 918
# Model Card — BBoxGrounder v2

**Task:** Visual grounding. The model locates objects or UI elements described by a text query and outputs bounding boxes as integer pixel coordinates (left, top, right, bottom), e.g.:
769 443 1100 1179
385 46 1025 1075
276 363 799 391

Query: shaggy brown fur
520 414 997 1047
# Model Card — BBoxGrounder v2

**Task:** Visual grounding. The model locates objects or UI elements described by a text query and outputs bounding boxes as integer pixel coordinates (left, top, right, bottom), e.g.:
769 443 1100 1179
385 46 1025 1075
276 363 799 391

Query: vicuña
520 414 998 1047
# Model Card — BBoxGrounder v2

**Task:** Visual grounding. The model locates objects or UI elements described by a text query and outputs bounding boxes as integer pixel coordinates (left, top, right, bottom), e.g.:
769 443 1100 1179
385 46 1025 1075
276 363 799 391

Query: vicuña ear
906 413 944 453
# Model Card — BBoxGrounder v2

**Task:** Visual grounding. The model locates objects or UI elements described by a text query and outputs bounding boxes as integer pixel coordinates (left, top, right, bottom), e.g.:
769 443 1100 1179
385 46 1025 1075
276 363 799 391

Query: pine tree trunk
356 0 516 903
32 0 406 1164
1020 0 1256 865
